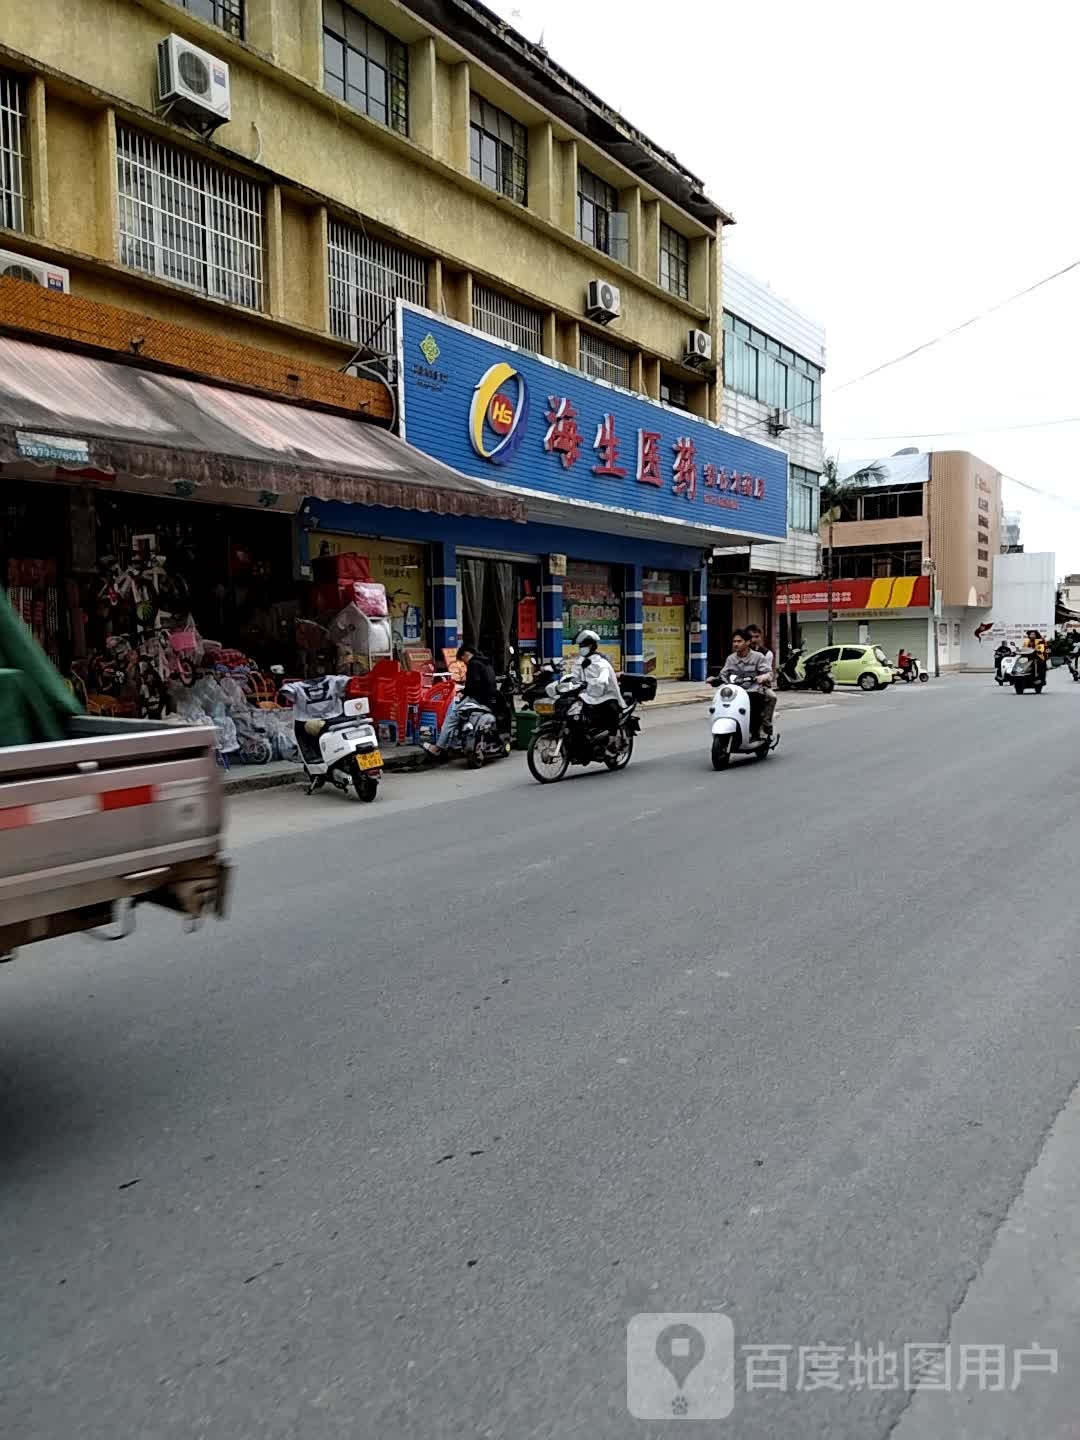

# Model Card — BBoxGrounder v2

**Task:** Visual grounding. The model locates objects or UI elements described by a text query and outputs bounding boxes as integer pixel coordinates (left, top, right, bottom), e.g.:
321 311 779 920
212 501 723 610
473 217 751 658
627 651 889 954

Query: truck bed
1 716 226 950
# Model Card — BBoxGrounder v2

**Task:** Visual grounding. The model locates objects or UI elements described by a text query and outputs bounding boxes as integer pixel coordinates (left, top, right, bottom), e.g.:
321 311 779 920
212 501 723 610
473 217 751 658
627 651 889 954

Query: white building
708 265 826 660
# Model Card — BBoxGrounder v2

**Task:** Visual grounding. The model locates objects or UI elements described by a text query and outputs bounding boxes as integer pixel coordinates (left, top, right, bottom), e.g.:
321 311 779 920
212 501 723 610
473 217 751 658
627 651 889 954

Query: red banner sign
776 576 931 611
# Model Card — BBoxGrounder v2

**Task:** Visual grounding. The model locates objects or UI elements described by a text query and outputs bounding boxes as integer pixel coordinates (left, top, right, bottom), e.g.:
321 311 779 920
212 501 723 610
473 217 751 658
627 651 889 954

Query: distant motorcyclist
563 629 622 754
1025 630 1049 686
711 628 772 737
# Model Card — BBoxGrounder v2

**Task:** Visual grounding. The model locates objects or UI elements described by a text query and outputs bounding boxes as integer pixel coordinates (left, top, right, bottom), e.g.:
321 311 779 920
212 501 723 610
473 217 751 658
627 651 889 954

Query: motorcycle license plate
355 749 383 772
534 701 554 714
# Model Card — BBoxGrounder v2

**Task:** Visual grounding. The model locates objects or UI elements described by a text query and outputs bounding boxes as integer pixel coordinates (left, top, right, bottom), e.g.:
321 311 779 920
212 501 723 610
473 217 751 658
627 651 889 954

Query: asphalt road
2 675 1078 1438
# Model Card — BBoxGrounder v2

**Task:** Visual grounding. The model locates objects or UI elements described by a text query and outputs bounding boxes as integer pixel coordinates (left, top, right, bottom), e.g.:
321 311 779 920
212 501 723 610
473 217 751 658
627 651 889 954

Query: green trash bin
512 707 539 751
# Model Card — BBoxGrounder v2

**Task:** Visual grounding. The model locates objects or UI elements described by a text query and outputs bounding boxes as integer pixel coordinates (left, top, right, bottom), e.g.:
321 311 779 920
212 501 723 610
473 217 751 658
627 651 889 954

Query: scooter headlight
719 685 735 701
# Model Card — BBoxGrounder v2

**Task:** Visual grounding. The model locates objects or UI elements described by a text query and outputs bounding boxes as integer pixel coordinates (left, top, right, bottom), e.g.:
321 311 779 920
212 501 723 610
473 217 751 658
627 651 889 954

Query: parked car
801 644 894 691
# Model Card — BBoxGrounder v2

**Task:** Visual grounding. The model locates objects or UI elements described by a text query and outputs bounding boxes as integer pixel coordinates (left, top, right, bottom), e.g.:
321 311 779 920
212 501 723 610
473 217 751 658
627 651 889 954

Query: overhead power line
828 258 1080 396
831 416 1080 443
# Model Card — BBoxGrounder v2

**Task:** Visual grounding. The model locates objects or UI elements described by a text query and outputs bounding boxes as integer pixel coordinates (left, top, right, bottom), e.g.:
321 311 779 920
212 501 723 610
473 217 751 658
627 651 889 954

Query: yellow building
0 0 726 410
0 0 798 686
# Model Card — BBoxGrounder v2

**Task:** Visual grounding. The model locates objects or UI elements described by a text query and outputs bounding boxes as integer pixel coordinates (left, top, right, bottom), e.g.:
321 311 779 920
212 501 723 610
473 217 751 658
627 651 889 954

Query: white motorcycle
707 672 779 770
280 676 383 802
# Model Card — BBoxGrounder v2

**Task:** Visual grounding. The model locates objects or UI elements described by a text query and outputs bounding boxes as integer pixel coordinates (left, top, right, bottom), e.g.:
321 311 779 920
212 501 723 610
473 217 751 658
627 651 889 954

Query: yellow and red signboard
778 576 931 611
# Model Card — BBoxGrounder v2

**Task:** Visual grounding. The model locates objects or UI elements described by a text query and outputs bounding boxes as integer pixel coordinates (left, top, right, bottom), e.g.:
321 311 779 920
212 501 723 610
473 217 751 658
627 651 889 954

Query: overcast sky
490 0 1080 574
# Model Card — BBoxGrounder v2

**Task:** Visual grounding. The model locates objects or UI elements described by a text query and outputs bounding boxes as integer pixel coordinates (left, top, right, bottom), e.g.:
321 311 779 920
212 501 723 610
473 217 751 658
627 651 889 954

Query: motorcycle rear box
618 673 657 703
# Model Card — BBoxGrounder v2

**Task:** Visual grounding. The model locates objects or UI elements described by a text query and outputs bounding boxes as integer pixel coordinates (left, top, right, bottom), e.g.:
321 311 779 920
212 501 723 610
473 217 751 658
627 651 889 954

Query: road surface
2 676 1077 1438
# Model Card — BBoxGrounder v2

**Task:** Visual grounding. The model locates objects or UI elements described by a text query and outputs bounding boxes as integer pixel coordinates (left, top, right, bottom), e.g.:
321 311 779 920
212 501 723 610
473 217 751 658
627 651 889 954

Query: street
2 675 1078 1438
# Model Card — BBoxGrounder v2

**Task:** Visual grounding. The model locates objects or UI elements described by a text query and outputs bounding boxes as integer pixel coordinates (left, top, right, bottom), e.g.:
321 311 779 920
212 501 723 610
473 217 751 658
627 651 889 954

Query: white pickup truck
1 714 228 959
0 592 228 961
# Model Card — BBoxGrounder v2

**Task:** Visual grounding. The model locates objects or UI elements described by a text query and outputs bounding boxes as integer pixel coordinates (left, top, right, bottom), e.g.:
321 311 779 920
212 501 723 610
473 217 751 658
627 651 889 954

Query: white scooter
280 676 383 802
707 672 779 770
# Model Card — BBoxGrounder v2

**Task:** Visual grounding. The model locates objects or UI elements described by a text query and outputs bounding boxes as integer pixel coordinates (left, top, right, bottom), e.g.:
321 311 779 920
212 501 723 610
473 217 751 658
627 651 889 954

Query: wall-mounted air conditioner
586 279 620 324
0 247 70 292
158 34 232 131
685 328 712 366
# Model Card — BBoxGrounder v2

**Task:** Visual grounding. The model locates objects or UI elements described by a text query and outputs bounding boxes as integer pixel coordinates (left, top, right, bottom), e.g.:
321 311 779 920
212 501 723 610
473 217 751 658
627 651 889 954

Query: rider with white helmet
567 628 623 754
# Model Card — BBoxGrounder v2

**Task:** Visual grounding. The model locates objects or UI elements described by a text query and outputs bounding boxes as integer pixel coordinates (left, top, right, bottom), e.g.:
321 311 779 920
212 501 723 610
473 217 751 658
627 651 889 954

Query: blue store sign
397 306 789 542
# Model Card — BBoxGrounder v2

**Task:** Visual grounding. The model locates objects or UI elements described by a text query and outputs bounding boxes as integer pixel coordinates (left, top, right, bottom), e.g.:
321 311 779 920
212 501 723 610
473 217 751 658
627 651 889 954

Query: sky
488 0 1080 574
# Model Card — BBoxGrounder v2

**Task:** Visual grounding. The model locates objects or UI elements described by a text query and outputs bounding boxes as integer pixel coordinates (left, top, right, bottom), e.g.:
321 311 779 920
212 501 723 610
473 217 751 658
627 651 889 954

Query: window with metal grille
172 0 243 39
470 94 527 204
579 331 629 388
323 1 408 134
117 127 264 309
577 167 616 254
473 284 543 352
659 223 688 299
328 218 427 356
660 375 689 410
0 70 26 233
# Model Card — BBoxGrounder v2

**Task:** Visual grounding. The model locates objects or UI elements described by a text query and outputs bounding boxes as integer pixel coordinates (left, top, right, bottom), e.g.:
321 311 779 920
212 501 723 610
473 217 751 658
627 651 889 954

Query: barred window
577 167 616 255
0 70 27 233
117 128 264 309
328 218 427 356
660 375 689 410
173 0 243 39
579 331 629 388
473 284 543 352
470 95 527 205
323 1 408 134
659 223 688 299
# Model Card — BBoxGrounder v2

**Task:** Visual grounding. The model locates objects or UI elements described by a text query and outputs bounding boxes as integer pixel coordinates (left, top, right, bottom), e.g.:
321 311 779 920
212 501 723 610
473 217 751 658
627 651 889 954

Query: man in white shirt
564 629 622 754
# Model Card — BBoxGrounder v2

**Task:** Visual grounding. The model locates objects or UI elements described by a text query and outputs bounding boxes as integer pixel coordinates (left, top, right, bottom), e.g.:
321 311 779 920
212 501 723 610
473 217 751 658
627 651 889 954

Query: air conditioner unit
585 279 621 324
0 247 70 293
685 328 712 366
158 34 232 131
767 407 790 435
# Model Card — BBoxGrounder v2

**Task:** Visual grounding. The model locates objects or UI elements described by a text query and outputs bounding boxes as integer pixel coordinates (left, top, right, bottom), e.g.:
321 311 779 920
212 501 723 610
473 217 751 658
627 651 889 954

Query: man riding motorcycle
423 642 499 757
713 628 773 738
564 629 623 756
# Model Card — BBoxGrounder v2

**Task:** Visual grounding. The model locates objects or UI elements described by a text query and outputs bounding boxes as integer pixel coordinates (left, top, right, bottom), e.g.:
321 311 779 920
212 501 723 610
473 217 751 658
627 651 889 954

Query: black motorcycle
526 670 655 784
775 647 835 695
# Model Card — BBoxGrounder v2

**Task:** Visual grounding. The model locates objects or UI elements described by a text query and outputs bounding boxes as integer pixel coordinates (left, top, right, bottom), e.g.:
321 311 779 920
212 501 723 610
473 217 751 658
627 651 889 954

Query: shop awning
0 337 525 522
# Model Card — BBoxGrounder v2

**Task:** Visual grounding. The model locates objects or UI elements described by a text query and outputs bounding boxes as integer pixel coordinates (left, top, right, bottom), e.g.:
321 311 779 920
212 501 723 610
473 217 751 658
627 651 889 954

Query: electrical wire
828 257 1080 396
831 416 1080 443
732 257 1080 439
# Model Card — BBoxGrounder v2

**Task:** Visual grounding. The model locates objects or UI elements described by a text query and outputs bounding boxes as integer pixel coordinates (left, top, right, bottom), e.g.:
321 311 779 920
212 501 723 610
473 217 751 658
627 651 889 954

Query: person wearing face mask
566 629 623 754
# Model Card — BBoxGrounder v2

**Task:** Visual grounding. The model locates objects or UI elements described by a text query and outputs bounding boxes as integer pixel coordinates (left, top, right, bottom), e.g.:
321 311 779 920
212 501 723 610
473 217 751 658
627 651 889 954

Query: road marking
631 808 662 821
716 970 732 979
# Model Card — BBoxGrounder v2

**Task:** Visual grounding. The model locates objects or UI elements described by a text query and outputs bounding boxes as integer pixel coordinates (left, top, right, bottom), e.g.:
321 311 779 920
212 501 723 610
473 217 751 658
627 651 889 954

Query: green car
801 644 895 691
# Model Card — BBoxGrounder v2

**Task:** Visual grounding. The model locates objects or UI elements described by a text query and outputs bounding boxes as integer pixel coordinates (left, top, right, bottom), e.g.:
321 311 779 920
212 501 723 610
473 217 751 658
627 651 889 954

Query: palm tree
820 456 887 645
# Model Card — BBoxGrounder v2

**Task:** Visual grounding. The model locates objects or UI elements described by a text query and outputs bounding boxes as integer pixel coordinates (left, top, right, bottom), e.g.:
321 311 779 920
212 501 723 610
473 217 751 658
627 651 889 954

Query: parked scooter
279 675 383 800
776 647 835 694
707 671 779 770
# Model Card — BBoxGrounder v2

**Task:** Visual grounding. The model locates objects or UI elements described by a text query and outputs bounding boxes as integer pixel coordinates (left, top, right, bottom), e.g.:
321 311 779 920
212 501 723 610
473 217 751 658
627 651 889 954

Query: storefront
392 304 789 679
781 576 933 665
0 333 519 712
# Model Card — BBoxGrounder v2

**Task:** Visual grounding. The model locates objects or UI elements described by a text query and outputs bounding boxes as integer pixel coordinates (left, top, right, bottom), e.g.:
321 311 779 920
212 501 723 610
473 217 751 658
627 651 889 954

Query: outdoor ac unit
685 328 712 366
158 34 232 130
0 247 70 292
586 279 621 324
768 407 791 435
